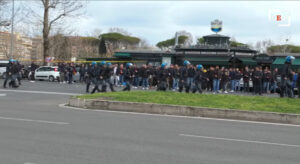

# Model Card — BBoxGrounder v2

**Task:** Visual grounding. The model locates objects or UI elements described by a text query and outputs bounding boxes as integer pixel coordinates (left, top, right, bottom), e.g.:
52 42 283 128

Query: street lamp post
10 0 14 59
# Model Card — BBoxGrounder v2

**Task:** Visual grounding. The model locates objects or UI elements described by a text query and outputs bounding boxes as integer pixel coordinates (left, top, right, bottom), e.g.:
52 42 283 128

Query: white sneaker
230 90 234 93
224 91 228 94
213 92 216 94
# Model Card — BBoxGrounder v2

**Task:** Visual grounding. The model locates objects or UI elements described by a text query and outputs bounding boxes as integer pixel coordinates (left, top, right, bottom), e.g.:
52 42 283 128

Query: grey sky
75 1 300 46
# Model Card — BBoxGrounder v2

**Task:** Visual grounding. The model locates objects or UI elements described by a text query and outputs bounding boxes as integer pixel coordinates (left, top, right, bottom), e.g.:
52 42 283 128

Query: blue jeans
186 77 193 89
142 78 149 88
119 75 124 85
263 81 270 93
270 81 277 93
235 80 240 91
231 80 236 91
213 79 220 92
133 76 139 87
173 78 179 89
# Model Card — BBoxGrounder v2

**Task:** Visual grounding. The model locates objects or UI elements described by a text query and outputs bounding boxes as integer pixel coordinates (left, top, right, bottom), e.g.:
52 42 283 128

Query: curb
68 98 300 125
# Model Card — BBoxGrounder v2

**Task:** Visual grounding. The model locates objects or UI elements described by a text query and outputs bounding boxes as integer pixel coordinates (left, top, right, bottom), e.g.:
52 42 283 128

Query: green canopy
238 57 257 66
114 52 131 58
272 57 300 69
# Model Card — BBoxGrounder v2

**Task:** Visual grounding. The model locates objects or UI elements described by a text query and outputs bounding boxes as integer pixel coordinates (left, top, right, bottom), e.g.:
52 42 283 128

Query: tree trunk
42 0 49 65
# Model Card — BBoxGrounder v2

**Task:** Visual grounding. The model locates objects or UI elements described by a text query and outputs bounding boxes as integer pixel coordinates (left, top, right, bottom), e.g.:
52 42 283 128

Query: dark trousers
79 74 84 83
298 86 300 98
193 82 202 93
123 80 131 91
3 74 11 88
254 79 262 95
157 81 167 91
91 78 102 94
102 78 115 92
243 81 249 92
280 79 293 98
86 77 91 93
68 73 73 84
178 79 185 92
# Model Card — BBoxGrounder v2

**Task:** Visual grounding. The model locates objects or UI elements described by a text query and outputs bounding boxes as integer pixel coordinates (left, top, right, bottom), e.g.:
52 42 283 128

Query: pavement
0 79 300 164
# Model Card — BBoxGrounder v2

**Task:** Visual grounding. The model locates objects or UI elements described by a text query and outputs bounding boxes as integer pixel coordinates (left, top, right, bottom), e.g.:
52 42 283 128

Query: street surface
0 79 299 164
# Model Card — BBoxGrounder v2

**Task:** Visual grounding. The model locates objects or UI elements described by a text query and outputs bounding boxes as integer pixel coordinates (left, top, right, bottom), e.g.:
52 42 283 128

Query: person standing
262 67 271 94
221 68 229 93
193 64 205 94
91 62 101 94
178 61 189 93
123 63 133 91
85 63 92 93
270 68 279 93
140 64 150 90
229 68 235 92
3 60 13 88
102 62 115 92
79 64 86 83
280 56 295 98
172 65 180 91
213 66 222 94
243 66 250 92
234 68 242 92
253 66 263 95
157 63 168 91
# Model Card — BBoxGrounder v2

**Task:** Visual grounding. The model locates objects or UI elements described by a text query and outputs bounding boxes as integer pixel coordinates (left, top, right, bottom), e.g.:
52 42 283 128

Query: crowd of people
80 56 299 98
2 56 299 98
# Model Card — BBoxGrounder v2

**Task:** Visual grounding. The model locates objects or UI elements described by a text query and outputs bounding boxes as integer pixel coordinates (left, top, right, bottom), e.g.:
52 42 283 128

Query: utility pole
10 0 14 59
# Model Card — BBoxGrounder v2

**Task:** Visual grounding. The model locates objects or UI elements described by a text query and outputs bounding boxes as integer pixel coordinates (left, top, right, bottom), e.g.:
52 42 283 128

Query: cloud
77 1 300 46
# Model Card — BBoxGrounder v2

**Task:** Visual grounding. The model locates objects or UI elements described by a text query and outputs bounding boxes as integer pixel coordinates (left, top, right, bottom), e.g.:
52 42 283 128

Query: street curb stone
68 98 300 125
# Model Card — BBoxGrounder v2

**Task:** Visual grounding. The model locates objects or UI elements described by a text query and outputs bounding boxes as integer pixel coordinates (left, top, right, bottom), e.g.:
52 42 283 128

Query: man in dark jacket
79 64 86 83
3 60 13 88
243 66 250 92
253 66 263 95
193 64 206 94
157 63 168 91
280 56 295 98
178 61 189 93
123 63 133 91
101 62 115 92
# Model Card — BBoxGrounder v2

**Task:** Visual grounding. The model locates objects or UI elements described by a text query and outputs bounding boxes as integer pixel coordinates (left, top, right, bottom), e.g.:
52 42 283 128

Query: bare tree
31 0 86 64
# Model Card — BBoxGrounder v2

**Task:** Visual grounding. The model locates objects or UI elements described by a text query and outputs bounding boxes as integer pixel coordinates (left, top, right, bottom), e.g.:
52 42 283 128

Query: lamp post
10 0 15 59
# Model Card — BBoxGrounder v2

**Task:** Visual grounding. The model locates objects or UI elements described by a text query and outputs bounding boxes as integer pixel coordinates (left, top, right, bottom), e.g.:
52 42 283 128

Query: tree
197 37 205 44
100 32 141 53
267 44 300 53
35 0 85 64
156 35 188 50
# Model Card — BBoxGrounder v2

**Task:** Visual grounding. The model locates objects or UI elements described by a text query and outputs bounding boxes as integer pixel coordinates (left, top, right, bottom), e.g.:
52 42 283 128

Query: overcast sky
74 1 300 46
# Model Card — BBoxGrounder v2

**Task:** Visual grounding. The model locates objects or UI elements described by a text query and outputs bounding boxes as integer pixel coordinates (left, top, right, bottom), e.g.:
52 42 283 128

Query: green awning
186 57 230 65
238 58 257 66
114 52 131 58
272 57 285 65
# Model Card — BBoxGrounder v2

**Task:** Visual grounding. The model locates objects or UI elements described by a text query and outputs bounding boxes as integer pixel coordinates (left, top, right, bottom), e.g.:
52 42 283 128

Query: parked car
34 66 60 82
0 60 9 79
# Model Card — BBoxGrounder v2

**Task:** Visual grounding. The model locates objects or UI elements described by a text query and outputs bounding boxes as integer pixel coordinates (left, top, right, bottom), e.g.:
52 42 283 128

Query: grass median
77 91 300 114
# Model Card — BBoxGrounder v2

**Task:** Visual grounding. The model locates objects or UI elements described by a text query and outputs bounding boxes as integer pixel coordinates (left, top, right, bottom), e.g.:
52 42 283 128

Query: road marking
179 134 300 148
0 89 79 96
59 104 300 127
0 116 70 125
0 93 6 96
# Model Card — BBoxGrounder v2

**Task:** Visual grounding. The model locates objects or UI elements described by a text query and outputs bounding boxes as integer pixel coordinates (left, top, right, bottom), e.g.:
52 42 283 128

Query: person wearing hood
280 56 295 98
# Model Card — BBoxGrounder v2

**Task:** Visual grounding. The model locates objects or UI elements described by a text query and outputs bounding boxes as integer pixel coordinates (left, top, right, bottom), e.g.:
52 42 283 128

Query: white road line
0 89 79 96
59 104 300 127
179 134 300 148
0 116 70 125
0 93 6 96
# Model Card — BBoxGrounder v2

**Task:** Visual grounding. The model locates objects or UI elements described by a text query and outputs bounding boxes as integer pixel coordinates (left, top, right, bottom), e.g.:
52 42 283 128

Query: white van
0 60 9 79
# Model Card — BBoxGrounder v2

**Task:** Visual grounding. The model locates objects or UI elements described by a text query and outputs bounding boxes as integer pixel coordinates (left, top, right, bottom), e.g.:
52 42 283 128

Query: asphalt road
0 80 299 164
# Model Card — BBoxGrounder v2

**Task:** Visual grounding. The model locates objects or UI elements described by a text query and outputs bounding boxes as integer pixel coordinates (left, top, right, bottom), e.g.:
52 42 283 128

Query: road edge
68 97 300 125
